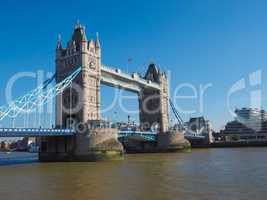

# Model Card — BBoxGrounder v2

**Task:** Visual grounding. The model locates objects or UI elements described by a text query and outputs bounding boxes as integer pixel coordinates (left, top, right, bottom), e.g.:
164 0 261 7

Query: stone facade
56 25 169 133
55 23 101 128
74 127 123 161
139 63 169 132
39 23 120 162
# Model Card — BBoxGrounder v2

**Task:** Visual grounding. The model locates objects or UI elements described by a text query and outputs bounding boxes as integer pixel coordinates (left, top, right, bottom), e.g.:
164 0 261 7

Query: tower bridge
0 23 190 161
55 23 169 133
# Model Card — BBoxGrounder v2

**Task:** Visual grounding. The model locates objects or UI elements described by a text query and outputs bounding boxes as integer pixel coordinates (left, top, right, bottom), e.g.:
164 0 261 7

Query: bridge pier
74 126 123 161
38 136 76 162
120 131 190 153
156 131 191 152
39 123 123 162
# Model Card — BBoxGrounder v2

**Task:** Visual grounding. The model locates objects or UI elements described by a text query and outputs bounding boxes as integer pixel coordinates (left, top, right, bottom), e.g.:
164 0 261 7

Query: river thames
0 148 266 200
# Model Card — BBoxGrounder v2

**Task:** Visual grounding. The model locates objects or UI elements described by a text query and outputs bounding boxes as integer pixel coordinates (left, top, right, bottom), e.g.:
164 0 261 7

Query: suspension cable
0 66 81 122
169 99 184 130
69 80 72 128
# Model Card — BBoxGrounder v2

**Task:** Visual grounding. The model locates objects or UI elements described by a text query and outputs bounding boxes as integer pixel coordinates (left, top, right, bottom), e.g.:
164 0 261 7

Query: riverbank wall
191 140 267 148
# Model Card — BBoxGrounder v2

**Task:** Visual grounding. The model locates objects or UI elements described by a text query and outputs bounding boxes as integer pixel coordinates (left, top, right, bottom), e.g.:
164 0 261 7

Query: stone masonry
139 63 169 132
55 23 101 127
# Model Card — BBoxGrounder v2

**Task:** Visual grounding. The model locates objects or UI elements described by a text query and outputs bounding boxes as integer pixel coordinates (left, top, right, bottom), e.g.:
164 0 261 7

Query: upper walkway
101 64 161 93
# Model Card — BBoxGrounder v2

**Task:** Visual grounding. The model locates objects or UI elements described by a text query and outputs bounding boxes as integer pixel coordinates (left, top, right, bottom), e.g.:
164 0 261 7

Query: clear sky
1 0 267 130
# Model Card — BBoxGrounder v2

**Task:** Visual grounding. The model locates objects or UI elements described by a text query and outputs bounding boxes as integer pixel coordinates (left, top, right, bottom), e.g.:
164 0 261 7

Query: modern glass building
221 108 267 140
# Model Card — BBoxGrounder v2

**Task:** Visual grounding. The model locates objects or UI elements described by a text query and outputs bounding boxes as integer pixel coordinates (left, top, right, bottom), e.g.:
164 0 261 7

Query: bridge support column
157 130 191 152
74 124 123 161
39 123 124 162
38 136 76 162
139 63 169 133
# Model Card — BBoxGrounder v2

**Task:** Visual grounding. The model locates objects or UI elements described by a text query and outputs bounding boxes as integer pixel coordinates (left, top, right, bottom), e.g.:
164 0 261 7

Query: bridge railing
0 128 158 141
0 128 75 137
184 132 206 139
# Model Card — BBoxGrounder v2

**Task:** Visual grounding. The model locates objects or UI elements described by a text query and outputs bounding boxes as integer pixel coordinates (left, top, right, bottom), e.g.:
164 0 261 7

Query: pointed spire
81 25 87 42
89 39 94 47
81 30 87 41
95 32 100 48
75 20 82 29
56 34 62 49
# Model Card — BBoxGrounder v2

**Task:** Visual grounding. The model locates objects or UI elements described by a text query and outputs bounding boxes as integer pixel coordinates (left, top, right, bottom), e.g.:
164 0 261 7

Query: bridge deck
0 131 204 142
0 128 158 141
0 128 75 137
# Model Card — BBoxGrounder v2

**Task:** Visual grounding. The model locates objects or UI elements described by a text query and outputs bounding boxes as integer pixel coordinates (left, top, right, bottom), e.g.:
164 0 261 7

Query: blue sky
1 0 267 130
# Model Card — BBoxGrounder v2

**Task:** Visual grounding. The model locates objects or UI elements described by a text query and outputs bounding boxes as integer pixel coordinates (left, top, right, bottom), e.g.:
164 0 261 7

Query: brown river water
0 148 267 200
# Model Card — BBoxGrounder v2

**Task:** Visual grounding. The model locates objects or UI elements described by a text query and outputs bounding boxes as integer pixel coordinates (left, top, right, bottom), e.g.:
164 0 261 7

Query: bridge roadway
0 127 206 141
0 128 158 141
0 128 74 137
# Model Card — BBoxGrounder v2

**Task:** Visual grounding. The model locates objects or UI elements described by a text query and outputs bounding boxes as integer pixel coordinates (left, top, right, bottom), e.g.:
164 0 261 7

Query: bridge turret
41 23 123 162
95 32 101 57
144 63 160 83
56 34 62 57
56 34 62 49
158 71 169 132
81 29 88 53
69 21 88 52
139 63 169 133
55 22 102 126
88 39 95 52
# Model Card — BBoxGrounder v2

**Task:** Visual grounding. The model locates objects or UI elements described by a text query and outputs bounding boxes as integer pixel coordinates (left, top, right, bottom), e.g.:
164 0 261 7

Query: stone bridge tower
55 23 101 128
139 63 169 132
39 23 123 161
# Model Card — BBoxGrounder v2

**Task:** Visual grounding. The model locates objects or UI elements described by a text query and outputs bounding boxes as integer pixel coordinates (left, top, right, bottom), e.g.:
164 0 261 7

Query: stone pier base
120 131 191 153
156 131 191 152
39 128 124 162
